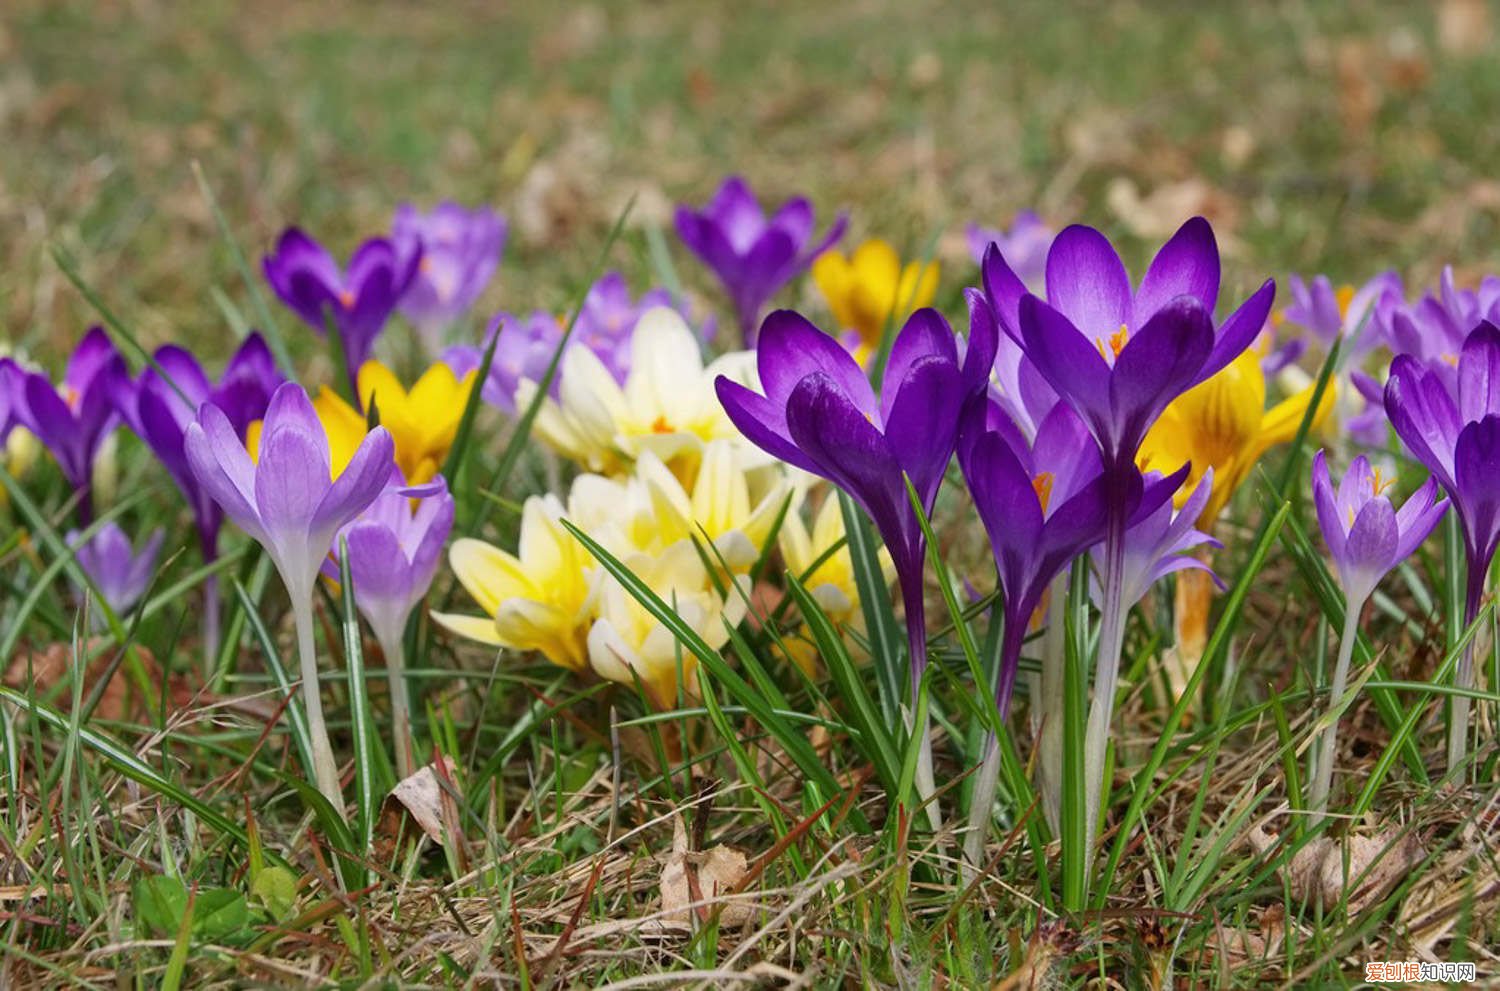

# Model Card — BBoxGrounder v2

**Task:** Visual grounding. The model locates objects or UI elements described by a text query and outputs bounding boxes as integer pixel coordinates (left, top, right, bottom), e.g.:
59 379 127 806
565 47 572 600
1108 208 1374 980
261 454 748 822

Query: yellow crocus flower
587 540 749 709
432 495 593 672
312 359 476 484
812 239 939 361
1138 350 1335 527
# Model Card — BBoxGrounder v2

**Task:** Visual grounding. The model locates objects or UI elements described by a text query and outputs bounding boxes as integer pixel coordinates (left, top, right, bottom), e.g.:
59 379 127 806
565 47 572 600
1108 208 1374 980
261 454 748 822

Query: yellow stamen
650 415 674 434
1032 471 1055 514
1371 466 1396 498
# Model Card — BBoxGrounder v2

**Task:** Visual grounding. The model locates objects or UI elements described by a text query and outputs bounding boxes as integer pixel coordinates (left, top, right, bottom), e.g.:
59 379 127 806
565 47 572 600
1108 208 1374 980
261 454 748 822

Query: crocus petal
884 355 965 510
185 403 265 542
311 426 396 534
1458 320 1500 424
1133 216 1220 319
1343 496 1399 602
880 308 958 424
1109 297 1215 456
1454 415 1500 566
1016 295 1113 429
1311 450 1347 564
714 377 823 475
1198 279 1277 383
1393 477 1448 562
1044 225 1133 340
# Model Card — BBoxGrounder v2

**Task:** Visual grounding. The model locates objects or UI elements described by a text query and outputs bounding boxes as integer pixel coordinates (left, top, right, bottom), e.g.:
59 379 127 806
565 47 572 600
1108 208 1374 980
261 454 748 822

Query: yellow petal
430 611 507 647
311 386 366 477
447 537 537 614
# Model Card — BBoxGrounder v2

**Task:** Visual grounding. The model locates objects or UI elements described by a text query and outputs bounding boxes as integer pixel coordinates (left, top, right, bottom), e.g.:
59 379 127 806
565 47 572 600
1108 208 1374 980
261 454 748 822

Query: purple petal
1133 216 1220 320
715 377 823 476
1198 279 1276 383
1458 320 1500 424
185 404 265 543
1342 496 1399 601
311 426 396 534
1016 295 1113 432
756 310 876 415
880 309 958 425
1044 225 1133 342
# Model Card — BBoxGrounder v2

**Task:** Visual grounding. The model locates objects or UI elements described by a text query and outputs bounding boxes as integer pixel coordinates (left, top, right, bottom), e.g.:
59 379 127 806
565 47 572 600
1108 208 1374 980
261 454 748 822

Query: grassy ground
5 0 1500 987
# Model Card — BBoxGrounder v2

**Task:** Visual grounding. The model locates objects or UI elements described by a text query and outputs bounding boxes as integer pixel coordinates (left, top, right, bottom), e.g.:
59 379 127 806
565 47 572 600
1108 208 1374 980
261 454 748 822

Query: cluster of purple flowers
10 171 1496 857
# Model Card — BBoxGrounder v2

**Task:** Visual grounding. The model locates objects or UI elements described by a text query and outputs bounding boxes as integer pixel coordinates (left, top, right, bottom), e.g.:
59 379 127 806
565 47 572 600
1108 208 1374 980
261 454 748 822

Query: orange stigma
338 289 356 309
1096 324 1129 360
650 415 674 434
1031 471 1055 513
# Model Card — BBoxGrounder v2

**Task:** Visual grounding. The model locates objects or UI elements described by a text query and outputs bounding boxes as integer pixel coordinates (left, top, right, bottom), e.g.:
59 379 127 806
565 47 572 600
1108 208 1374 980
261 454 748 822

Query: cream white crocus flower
639 441 791 572
517 307 759 478
587 540 750 709
434 494 594 672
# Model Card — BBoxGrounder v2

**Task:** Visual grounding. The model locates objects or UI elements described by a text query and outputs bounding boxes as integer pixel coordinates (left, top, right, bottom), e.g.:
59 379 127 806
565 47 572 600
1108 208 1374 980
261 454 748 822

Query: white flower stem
1082 497 1129 879
377 629 416 780
202 574 221 683
1447 571 1486 775
1037 572 1069 835
1309 595 1363 820
962 733 1002 883
292 590 345 818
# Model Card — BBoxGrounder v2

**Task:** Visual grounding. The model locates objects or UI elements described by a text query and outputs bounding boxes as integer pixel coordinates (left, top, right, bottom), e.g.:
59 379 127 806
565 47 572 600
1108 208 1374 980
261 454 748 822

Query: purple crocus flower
1377 266 1500 369
966 210 1052 292
717 306 996 684
125 334 282 662
1311 451 1446 608
1282 272 1401 361
984 289 1059 441
185 381 396 606
324 474 454 777
127 334 283 563
325 476 453 658
675 175 846 343
982 217 1275 473
66 522 165 622
1118 468 1220 609
1308 449 1446 812
443 272 685 413
391 202 506 353
13 327 129 522
957 399 1111 713
0 358 17 443
185 381 395 811
262 227 420 393
1385 320 1500 771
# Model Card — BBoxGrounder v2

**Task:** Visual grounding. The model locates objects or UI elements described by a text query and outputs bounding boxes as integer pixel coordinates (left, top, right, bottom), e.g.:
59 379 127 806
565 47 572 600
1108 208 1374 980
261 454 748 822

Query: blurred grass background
5 0 1500 359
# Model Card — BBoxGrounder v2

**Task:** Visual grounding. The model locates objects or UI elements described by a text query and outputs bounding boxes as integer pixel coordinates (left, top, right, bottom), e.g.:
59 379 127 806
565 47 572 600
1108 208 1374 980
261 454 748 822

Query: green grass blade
191 160 295 376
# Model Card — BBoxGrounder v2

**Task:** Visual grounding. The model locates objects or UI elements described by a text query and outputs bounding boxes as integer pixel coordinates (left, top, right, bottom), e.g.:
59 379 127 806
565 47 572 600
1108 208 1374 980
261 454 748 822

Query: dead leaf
1106 177 1241 246
1250 825 1424 913
1439 0 1492 57
382 756 462 848
4 640 195 721
658 814 752 927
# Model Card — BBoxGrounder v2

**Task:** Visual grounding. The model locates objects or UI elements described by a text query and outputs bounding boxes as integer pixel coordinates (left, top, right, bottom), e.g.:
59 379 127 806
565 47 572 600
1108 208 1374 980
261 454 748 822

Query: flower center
1370 466 1395 498
1335 284 1356 319
1031 471 1054 514
1096 324 1129 361
650 415 674 434
338 289 356 309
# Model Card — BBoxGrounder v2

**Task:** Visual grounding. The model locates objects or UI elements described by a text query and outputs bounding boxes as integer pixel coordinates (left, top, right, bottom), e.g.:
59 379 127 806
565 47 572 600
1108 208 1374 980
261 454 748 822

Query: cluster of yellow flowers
430 307 879 708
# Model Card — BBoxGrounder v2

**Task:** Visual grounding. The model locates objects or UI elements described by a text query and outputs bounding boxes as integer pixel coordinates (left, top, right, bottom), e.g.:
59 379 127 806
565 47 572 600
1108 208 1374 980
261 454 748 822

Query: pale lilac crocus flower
324 476 453 778
1308 450 1445 813
186 382 395 814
